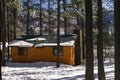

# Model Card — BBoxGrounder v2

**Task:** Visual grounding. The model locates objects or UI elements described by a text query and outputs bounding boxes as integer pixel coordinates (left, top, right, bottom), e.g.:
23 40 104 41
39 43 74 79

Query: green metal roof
10 35 77 47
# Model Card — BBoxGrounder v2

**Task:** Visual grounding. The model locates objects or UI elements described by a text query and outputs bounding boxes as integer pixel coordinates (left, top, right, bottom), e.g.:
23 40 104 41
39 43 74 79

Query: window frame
53 46 63 56
18 47 27 55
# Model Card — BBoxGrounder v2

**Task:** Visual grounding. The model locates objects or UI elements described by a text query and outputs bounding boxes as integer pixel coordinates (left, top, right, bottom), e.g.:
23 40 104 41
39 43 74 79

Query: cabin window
53 46 63 56
18 47 27 55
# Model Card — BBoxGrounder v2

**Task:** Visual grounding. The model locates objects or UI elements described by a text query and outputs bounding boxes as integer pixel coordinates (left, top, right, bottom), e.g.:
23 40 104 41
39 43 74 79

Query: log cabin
8 34 82 65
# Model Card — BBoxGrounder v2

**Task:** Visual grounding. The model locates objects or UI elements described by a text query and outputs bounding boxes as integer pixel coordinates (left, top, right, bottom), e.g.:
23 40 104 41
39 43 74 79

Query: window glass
18 47 27 55
53 46 63 56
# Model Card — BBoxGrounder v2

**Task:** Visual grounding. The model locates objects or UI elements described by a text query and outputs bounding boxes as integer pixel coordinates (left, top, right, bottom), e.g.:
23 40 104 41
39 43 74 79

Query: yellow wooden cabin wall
11 46 75 65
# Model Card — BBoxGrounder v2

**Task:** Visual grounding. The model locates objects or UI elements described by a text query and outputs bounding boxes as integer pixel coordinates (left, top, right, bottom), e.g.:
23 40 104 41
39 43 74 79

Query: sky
102 0 114 11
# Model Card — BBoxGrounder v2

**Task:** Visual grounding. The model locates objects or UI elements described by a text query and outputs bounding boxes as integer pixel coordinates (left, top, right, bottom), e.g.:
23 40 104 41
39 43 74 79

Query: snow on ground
2 59 114 80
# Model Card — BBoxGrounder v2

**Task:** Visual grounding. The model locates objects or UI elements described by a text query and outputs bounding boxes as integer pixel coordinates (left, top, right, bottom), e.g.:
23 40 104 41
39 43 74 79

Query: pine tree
1 0 6 66
0 0 2 79
56 0 60 68
85 0 94 79
39 0 42 35
97 0 105 79
27 0 30 36
114 0 120 80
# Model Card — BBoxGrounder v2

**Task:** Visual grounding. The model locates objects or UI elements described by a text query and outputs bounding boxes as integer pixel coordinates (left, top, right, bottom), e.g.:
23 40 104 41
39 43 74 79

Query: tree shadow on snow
52 73 99 80
5 61 58 68
53 74 85 80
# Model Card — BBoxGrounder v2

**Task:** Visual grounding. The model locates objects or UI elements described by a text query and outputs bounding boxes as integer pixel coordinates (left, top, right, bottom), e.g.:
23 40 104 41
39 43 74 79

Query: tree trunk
114 0 120 80
56 0 60 68
13 9 17 39
97 0 105 80
0 0 2 79
1 0 6 66
73 28 82 65
39 0 42 35
7 6 10 61
48 0 51 35
85 0 94 80
81 10 86 60
63 0 67 35
27 0 30 36
0 50 1 80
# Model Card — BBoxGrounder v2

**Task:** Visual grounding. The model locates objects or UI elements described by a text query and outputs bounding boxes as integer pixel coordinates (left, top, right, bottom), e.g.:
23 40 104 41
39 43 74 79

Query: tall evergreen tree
0 0 2 79
63 0 67 35
7 6 10 61
13 8 17 39
48 0 51 35
27 0 30 36
39 0 42 35
56 0 60 68
97 0 105 80
114 0 120 80
1 0 6 66
81 9 86 60
85 0 94 79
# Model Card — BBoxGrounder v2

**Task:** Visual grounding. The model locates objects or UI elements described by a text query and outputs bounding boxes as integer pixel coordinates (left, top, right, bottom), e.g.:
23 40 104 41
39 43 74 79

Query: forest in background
1 0 117 80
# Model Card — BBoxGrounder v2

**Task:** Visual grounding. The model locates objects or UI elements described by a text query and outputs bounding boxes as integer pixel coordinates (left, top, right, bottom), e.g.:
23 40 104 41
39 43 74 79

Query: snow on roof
9 35 77 47
60 40 75 46
35 40 75 47
26 37 46 41
8 40 33 47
